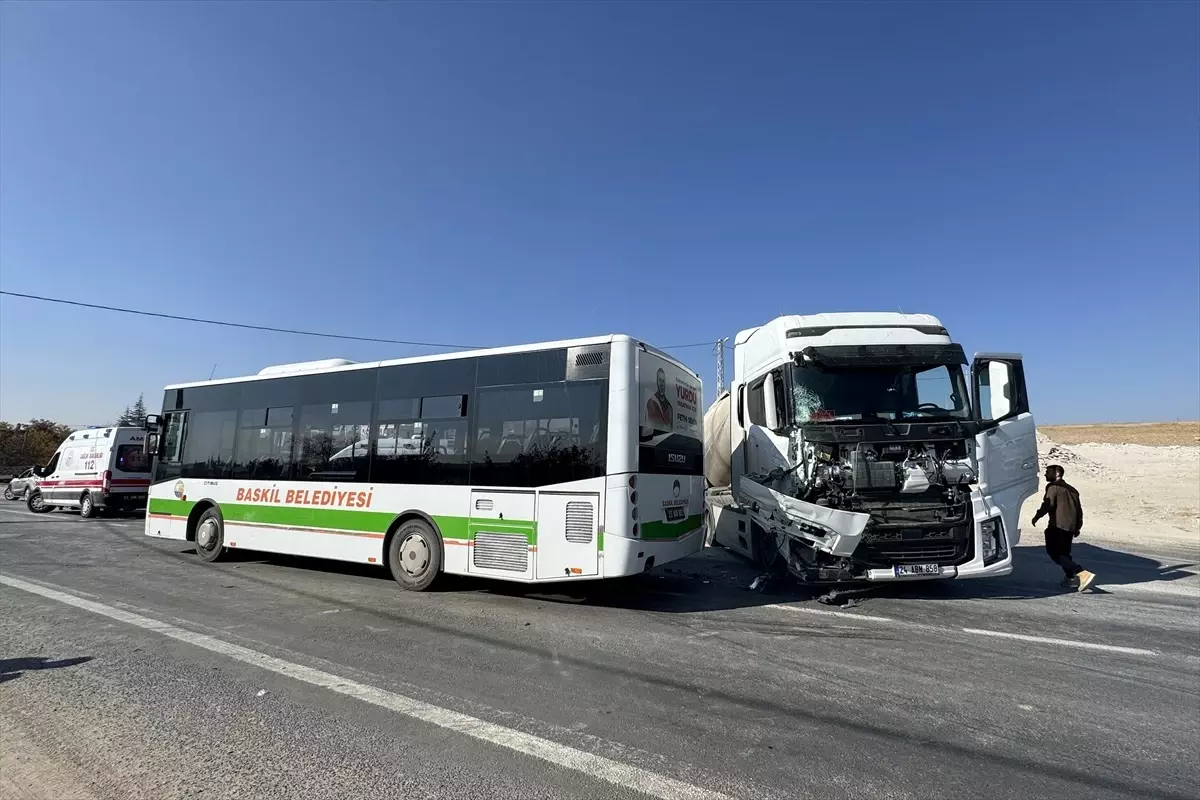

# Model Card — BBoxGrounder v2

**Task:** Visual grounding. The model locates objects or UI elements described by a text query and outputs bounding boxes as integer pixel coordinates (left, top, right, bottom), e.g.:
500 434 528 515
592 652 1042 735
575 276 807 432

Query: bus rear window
116 444 151 473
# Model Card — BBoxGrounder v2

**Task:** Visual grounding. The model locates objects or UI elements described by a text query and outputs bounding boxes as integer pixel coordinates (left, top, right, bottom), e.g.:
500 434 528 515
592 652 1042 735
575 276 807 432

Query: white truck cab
706 312 1038 583
27 427 152 517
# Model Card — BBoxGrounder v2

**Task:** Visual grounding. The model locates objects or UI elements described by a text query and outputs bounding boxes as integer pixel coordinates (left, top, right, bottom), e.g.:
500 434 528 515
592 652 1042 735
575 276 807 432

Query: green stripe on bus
148 498 538 544
640 514 703 541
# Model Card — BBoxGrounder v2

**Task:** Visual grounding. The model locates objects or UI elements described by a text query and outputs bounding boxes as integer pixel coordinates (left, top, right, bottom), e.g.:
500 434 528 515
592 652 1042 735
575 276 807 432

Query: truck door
972 354 1038 546
744 369 792 478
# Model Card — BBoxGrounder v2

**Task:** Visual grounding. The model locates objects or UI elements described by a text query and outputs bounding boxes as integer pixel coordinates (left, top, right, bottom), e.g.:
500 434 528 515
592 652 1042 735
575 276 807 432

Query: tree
115 394 148 427
130 394 148 427
0 419 74 471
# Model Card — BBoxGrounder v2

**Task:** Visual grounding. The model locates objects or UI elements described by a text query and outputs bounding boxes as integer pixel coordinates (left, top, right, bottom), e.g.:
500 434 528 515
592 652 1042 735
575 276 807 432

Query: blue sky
1 1 1196 426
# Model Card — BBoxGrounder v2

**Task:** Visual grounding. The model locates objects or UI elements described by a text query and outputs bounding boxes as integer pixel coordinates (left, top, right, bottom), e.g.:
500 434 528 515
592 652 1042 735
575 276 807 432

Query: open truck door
972 353 1038 547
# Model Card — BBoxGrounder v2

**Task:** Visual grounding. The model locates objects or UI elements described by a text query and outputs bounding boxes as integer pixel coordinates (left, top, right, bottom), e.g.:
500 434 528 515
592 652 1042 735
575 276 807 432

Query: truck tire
27 490 51 514
194 506 227 562
387 518 442 591
753 523 785 574
79 492 97 518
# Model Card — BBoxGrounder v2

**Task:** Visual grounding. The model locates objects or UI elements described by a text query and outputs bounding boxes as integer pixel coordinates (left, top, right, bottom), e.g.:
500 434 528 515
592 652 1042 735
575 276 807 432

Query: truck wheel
387 518 442 591
27 490 51 514
753 524 785 574
79 492 97 518
194 507 227 562
3 487 13 501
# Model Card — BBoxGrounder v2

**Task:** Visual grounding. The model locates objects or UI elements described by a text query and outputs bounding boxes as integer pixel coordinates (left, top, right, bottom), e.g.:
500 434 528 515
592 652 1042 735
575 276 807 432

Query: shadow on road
0 655 93 684
174 535 1196 613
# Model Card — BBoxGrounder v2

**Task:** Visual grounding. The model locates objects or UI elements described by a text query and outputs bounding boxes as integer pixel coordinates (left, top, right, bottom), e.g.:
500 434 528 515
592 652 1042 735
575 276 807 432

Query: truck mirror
144 414 160 431
764 372 781 430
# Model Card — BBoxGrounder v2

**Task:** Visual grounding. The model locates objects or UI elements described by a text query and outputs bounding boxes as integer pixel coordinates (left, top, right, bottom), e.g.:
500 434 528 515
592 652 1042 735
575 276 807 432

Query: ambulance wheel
387 518 442 591
195 507 226 563
79 492 98 518
27 490 51 514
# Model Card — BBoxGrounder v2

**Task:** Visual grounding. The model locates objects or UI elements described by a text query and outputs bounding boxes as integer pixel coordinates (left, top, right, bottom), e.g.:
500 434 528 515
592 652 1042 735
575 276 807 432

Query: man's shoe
1076 571 1097 592
1061 577 1080 589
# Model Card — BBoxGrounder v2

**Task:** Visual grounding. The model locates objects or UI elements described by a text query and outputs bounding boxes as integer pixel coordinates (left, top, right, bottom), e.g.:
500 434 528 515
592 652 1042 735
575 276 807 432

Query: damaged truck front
705 313 1039 584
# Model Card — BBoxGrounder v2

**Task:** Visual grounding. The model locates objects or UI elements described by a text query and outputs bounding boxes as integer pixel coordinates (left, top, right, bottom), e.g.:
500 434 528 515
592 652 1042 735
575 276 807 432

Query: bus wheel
79 492 97 518
388 518 442 591
27 490 50 514
195 507 226 563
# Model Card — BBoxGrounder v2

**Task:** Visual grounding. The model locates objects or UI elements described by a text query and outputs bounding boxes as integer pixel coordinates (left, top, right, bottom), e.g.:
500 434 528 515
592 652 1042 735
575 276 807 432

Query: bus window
471 381 607 487
232 407 294 480
297 400 371 482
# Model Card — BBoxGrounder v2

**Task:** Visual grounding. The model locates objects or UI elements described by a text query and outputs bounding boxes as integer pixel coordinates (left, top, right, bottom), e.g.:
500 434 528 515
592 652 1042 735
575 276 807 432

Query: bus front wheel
387 518 442 592
195 507 226 563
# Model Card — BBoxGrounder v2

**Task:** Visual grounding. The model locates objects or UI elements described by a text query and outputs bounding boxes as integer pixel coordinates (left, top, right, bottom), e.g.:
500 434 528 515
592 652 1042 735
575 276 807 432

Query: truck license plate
894 563 941 577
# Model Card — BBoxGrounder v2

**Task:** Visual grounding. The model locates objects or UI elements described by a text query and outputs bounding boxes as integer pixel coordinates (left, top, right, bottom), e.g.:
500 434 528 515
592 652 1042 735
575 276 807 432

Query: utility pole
714 337 729 395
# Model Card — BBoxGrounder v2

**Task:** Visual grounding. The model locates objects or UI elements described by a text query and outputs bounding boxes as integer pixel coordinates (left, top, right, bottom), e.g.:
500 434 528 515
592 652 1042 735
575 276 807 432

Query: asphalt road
1 504 1197 800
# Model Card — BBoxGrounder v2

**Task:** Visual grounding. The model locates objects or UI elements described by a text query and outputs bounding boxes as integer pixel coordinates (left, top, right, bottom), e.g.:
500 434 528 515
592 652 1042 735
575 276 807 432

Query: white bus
144 336 705 590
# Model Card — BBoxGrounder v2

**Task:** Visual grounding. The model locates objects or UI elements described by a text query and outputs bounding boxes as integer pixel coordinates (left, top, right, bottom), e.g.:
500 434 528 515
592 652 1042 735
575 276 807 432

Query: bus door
468 489 535 580
535 491 599 580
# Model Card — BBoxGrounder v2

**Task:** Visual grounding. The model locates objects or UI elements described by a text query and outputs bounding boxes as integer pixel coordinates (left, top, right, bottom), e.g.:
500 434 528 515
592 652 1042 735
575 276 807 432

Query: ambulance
26 427 152 517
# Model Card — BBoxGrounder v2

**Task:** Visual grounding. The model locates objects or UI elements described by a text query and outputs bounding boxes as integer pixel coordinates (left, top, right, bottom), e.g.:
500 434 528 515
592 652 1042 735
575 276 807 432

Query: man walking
1032 464 1096 591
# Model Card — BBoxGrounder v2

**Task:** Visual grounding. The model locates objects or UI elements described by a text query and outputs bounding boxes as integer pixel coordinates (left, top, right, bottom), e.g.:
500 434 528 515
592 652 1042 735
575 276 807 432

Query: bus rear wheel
387 518 442 592
195 507 226 563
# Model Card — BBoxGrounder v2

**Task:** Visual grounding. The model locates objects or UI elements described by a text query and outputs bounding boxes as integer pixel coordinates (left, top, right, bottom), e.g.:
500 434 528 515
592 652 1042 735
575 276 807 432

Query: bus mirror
144 414 160 431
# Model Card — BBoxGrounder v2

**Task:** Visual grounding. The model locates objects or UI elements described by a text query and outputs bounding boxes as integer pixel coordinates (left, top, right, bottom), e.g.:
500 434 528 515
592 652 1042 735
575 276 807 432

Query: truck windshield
790 364 971 423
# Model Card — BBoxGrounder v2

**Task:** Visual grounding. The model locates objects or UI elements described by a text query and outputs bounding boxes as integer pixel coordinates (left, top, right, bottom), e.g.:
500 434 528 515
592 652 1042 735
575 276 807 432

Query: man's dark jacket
1038 480 1084 533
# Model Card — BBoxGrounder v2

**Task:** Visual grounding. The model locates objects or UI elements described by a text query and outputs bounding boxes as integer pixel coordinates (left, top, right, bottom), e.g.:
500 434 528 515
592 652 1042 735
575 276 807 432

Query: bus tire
79 492 97 518
27 490 51 514
387 518 442 591
195 506 226 563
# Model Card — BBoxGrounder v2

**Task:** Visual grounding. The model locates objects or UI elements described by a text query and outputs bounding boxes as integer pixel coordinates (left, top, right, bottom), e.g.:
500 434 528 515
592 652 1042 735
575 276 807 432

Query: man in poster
646 368 674 431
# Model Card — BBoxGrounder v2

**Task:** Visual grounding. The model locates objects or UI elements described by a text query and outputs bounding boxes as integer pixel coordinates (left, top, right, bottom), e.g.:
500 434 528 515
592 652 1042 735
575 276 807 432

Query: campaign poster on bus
639 355 701 439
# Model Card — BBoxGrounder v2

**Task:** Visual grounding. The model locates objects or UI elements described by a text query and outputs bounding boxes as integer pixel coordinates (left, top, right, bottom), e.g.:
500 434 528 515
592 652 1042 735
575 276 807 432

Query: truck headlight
980 517 1006 565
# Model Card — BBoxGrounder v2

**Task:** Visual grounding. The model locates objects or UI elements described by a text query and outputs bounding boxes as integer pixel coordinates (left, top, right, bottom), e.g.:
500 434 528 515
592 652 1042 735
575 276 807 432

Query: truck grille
858 524 973 567
867 544 962 563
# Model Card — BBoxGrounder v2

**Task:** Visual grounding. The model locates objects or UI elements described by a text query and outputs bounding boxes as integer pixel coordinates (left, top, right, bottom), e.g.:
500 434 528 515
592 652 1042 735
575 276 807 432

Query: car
4 468 37 501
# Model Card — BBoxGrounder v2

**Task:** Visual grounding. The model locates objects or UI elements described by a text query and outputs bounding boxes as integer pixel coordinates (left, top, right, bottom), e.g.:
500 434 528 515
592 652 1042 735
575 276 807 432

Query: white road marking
961 628 1158 656
0 573 732 800
1100 580 1200 599
764 603 1163 657
765 604 895 623
0 507 139 526
0 507 44 518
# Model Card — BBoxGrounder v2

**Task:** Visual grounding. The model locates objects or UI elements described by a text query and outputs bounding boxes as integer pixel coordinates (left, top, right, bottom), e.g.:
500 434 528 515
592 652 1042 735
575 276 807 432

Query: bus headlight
980 517 1006 565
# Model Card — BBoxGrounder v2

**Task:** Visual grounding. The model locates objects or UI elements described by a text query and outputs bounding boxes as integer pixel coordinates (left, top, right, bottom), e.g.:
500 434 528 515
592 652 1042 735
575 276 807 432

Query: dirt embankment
1023 423 1200 556
1039 421 1200 447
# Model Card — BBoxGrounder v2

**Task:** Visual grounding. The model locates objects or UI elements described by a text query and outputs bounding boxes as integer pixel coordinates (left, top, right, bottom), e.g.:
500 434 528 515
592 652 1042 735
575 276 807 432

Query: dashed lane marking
960 628 1159 656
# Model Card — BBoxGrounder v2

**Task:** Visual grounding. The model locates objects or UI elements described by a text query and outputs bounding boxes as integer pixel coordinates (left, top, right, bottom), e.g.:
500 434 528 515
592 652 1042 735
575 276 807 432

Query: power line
0 290 477 349
0 290 718 352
